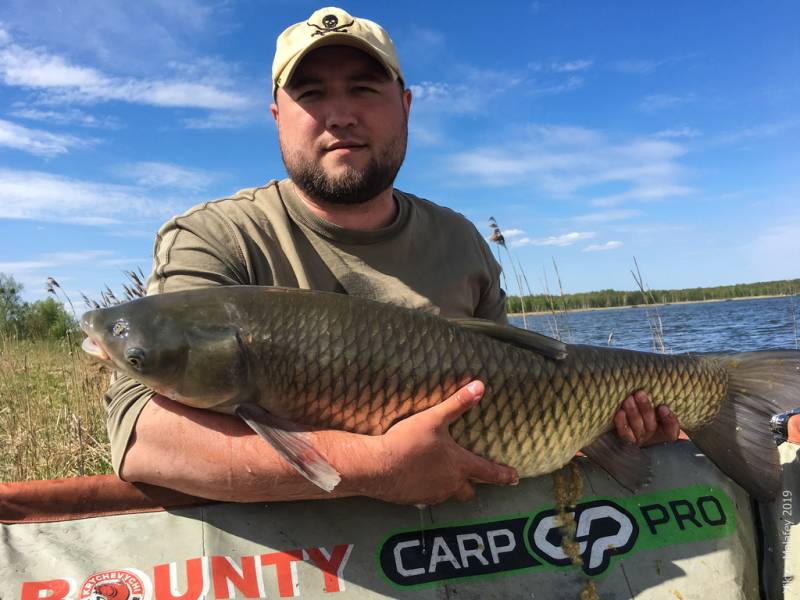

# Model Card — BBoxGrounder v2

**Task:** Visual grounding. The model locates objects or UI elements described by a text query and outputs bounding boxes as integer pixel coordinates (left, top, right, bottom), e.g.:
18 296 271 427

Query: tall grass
0 333 112 482
0 272 146 482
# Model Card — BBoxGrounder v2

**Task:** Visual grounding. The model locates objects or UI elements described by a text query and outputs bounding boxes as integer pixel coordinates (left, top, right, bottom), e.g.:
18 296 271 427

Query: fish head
80 302 186 394
80 296 251 409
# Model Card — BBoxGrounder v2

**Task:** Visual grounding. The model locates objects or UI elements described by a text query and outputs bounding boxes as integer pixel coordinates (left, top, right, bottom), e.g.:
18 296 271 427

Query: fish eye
112 320 129 338
125 347 146 369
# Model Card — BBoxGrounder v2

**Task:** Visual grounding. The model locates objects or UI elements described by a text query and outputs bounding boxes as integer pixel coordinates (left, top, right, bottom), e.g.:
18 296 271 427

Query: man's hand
614 390 683 447
790 415 800 444
368 380 519 506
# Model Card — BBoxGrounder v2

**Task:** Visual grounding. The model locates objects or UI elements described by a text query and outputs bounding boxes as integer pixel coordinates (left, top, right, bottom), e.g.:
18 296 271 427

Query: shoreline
507 294 795 317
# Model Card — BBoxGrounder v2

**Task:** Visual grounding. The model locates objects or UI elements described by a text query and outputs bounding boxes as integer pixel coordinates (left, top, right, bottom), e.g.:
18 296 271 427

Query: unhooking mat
1 442 797 600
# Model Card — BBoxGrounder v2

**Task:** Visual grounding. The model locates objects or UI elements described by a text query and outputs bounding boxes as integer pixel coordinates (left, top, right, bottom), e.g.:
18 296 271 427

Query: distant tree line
506 278 800 313
0 274 76 339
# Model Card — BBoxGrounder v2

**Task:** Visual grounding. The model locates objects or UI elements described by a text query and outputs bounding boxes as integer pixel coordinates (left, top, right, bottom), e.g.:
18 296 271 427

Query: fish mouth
79 312 110 362
81 336 110 362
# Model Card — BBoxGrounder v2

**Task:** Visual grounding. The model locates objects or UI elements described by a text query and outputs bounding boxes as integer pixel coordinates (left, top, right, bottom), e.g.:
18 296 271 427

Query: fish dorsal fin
450 318 568 360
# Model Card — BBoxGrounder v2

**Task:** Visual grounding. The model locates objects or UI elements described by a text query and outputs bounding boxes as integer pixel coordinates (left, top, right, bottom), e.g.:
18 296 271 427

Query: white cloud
502 228 525 238
0 168 177 225
0 26 252 111
8 106 121 128
610 55 694 76
550 59 593 72
639 93 694 112
0 251 148 276
529 59 593 73
409 61 583 122
182 111 256 130
0 38 105 87
449 124 694 204
571 209 641 223
410 81 503 115
511 231 595 247
716 119 800 145
530 76 584 97
410 81 459 103
0 118 92 156
610 59 667 75
118 161 217 191
592 184 694 207
0 259 52 272
654 127 701 139
0 1 224 72
583 241 623 252
410 65 527 116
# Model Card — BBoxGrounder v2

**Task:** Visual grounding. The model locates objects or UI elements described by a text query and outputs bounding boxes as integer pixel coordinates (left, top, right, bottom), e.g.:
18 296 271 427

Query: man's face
271 45 411 205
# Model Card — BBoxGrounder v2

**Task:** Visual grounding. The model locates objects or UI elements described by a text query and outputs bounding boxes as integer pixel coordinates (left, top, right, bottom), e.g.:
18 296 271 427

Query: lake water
508 295 800 353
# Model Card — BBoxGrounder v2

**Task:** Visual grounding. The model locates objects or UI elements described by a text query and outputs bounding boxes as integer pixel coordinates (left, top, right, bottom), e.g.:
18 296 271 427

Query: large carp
80 286 800 500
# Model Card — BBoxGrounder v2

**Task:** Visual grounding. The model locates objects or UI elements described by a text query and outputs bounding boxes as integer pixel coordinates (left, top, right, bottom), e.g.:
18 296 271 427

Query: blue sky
0 1 798 308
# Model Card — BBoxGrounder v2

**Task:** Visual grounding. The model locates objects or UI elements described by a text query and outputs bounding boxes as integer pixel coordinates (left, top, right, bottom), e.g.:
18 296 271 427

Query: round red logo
79 569 151 600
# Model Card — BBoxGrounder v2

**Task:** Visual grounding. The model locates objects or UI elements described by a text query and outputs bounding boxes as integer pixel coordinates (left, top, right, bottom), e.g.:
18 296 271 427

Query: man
105 7 679 505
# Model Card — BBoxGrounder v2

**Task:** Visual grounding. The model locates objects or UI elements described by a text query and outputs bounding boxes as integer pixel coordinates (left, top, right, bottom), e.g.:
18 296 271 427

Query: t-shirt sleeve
473 234 508 325
148 204 260 294
104 205 262 476
104 371 155 475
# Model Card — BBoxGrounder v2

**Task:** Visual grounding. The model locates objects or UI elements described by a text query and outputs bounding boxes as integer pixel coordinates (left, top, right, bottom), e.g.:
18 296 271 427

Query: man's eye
354 86 377 94
297 89 321 100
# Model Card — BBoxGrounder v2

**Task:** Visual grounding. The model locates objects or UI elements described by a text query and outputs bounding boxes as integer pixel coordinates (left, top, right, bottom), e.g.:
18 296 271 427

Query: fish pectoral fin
449 318 567 360
233 404 342 492
581 432 652 493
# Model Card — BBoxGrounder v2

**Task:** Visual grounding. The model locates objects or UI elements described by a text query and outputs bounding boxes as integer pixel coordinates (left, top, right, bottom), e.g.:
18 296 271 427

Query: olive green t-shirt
104 179 507 474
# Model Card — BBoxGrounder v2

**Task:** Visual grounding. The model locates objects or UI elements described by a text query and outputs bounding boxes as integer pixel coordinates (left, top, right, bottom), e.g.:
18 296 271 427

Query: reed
631 257 667 354
488 218 531 330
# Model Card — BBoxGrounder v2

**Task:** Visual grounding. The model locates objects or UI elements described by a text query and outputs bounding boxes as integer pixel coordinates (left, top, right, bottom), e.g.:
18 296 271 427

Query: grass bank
0 335 112 482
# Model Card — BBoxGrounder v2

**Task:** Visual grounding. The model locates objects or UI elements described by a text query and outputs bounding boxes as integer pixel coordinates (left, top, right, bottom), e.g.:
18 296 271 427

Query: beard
280 124 407 206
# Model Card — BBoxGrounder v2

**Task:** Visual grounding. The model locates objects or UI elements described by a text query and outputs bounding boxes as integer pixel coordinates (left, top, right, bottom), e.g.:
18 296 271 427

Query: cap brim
274 34 398 98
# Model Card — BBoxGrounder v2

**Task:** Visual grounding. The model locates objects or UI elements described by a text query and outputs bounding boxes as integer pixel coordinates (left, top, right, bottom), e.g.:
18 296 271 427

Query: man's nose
324 96 358 130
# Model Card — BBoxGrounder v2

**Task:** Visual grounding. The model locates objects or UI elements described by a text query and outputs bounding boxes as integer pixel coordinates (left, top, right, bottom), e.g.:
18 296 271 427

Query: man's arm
121 380 519 505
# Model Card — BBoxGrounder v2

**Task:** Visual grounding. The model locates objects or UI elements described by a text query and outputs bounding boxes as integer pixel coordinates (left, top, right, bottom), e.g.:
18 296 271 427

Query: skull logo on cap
307 14 354 37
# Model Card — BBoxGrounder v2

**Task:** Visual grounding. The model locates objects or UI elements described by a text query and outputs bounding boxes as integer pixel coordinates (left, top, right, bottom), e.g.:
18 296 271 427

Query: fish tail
687 350 800 501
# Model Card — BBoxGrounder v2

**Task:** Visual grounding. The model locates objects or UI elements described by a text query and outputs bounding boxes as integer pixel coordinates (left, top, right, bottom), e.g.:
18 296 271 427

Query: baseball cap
272 7 404 99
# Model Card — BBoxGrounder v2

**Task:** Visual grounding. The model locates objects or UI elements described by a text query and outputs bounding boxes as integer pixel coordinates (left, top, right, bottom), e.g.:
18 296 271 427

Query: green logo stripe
376 485 737 589
616 484 736 550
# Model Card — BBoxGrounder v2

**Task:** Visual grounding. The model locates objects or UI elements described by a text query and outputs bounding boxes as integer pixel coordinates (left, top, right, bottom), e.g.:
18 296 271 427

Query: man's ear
270 101 279 122
402 87 412 116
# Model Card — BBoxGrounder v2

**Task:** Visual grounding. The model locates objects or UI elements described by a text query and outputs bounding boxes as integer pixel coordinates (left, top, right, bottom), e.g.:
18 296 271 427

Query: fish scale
245 291 728 476
80 285 800 499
